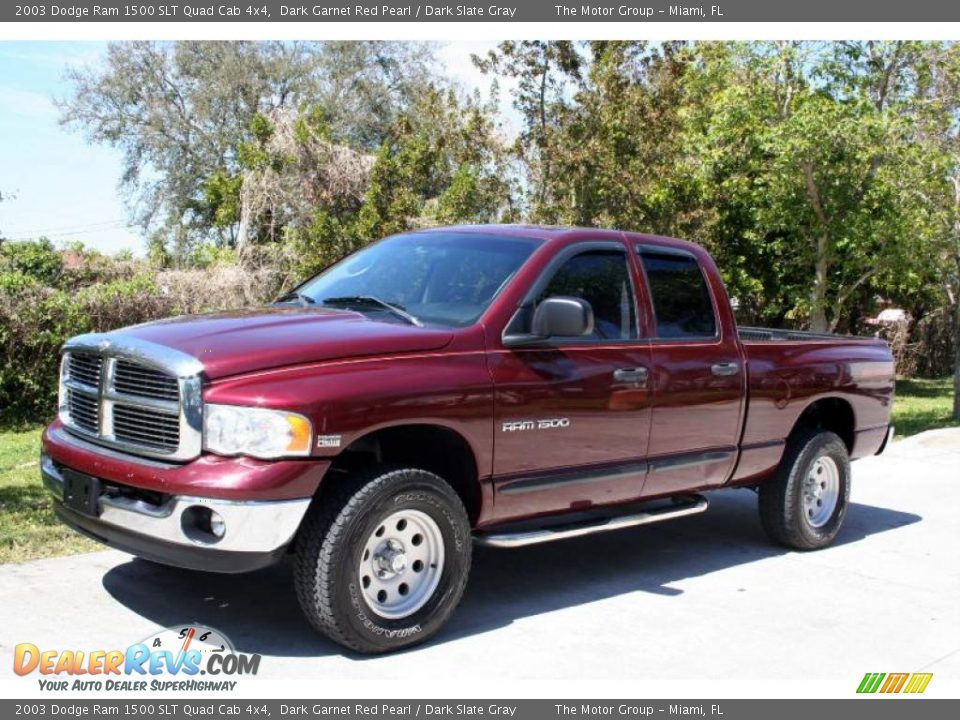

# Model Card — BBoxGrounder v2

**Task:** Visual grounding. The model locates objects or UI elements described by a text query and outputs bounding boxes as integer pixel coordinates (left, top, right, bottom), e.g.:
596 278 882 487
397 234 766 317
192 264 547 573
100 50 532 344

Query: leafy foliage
477 40 955 337
0 238 64 286
473 41 581 219
0 242 281 423
59 41 437 256
241 87 515 280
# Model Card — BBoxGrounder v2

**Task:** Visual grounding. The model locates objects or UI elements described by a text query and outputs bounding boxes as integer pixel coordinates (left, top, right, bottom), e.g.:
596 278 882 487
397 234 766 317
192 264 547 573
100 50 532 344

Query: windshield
292 232 539 328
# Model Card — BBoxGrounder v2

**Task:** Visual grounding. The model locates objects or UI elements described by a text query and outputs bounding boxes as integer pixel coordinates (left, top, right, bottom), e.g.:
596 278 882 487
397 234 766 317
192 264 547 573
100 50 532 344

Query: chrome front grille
113 360 180 401
59 334 204 462
66 389 99 434
113 403 181 451
67 353 103 388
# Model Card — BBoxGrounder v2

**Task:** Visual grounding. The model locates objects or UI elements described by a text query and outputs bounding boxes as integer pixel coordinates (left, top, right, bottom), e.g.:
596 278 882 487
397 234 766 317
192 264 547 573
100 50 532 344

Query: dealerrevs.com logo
14 624 261 692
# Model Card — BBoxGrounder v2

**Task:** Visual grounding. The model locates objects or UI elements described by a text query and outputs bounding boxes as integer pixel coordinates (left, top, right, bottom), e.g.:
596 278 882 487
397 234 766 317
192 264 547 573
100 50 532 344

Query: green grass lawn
0 377 955 565
891 377 960 439
0 425 96 564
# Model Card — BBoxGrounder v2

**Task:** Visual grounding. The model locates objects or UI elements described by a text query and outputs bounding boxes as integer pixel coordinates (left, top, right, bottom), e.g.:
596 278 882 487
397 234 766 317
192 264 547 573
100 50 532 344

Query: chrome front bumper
42 452 311 573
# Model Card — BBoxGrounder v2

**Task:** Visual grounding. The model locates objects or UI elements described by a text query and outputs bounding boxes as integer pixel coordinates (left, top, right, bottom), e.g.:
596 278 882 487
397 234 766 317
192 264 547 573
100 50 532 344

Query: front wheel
294 467 471 654
758 429 851 550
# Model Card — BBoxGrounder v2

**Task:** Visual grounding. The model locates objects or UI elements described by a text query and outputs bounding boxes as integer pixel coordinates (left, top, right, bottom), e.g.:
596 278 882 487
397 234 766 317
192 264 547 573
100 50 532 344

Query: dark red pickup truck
42 225 895 653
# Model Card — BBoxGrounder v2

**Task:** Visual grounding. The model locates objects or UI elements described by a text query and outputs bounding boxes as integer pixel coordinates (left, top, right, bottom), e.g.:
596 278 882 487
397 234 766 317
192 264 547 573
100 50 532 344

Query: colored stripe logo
857 672 933 694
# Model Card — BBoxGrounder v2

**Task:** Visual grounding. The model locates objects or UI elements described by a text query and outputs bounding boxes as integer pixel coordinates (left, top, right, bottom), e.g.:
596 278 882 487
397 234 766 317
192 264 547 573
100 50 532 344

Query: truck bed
739 326 876 343
731 325 894 486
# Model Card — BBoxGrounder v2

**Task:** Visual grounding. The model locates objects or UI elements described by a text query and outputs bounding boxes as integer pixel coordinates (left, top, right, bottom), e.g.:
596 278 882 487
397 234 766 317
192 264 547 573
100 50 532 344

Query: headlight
203 404 312 459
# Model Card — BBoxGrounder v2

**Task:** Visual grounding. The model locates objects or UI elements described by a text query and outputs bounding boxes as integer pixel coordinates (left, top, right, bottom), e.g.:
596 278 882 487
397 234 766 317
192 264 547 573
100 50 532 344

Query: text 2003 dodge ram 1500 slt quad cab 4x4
41 225 895 653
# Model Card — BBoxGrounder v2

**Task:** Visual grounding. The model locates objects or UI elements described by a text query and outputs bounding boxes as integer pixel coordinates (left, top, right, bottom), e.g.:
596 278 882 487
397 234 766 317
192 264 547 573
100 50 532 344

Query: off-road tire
758 429 851 550
294 467 471 654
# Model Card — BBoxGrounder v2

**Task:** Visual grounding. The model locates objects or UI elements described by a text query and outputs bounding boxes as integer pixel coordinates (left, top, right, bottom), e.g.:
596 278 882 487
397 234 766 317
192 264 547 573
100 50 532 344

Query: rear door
487 241 653 523
635 245 745 497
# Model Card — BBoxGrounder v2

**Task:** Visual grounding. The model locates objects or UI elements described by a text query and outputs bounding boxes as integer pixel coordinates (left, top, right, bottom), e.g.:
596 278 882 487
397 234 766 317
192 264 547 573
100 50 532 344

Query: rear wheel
758 429 850 550
294 467 471 654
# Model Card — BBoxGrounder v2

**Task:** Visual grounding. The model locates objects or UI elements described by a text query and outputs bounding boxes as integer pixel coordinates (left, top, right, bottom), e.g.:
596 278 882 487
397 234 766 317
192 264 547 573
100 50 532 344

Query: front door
488 243 654 524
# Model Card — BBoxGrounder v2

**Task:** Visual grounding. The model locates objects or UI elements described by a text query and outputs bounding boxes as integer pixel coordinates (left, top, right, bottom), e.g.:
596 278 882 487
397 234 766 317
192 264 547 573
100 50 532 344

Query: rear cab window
637 247 717 340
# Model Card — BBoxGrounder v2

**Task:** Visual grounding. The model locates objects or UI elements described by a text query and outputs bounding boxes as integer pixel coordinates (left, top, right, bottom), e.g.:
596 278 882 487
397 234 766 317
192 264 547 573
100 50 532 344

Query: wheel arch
789 396 856 453
317 423 483 524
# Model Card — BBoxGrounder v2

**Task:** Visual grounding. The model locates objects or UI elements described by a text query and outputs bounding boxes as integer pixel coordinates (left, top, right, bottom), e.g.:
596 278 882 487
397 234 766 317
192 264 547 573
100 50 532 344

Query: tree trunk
236 170 253 251
802 162 831 333
536 61 550 211
810 235 830 333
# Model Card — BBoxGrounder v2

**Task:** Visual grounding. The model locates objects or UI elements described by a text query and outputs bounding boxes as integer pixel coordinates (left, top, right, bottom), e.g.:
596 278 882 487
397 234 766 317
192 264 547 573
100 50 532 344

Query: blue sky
0 42 141 254
0 41 506 256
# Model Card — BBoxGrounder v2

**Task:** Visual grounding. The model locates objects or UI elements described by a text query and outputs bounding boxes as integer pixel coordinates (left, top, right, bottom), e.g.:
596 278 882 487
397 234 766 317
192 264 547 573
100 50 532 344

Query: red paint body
42 226 895 529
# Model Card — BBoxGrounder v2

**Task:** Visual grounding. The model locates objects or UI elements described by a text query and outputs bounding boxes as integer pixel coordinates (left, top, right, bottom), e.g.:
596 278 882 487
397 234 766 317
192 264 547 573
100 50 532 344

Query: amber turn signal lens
285 414 312 454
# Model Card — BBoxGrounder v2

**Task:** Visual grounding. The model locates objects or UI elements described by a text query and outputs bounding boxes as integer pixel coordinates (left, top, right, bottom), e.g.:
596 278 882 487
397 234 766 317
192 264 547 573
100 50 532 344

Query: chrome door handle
613 367 649 385
711 362 740 377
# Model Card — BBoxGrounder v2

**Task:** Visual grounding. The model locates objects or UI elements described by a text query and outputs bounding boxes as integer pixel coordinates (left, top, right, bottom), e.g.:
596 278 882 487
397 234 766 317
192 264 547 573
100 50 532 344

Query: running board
473 494 709 548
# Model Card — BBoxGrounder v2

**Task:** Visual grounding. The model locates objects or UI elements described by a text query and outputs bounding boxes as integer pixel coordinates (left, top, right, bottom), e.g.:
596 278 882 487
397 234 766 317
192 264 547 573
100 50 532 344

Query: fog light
209 511 226 539
181 505 226 545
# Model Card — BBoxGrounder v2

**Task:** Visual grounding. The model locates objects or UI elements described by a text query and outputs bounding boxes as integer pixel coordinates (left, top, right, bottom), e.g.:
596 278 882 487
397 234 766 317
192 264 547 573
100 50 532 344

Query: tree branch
835 268 878 310
802 160 829 227
874 41 904 112
830 268 878 332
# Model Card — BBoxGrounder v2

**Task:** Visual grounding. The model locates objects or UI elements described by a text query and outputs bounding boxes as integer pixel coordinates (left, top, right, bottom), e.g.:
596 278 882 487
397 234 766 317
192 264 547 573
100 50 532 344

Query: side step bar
473 494 709 548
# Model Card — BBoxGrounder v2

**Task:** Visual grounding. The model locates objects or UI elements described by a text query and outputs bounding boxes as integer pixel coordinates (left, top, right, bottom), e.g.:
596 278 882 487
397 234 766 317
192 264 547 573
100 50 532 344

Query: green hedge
0 274 165 422
0 239 283 423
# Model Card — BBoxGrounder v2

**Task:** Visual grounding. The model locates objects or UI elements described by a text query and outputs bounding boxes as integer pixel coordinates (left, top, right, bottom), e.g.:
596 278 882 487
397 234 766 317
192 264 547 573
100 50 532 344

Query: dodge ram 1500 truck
41 225 895 654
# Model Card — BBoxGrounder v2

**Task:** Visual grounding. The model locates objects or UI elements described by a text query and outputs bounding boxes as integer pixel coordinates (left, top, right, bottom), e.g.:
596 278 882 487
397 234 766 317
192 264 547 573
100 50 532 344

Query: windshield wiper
321 295 423 327
275 290 316 306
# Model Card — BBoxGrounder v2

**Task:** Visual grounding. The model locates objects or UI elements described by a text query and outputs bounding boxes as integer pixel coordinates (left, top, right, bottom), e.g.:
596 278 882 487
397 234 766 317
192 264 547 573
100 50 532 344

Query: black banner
5 0 960 23
2 701 959 720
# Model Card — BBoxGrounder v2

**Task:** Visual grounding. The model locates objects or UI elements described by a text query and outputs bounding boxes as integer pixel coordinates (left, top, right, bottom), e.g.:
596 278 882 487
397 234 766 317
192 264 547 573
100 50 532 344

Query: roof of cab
415 223 706 254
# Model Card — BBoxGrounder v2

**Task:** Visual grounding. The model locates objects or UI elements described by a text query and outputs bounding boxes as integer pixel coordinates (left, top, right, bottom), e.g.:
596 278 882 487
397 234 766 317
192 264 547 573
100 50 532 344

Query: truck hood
119 307 455 380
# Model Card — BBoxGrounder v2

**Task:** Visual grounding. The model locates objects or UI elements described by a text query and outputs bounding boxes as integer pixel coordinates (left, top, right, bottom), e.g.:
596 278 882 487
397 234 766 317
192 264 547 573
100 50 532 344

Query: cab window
537 250 638 341
639 252 717 339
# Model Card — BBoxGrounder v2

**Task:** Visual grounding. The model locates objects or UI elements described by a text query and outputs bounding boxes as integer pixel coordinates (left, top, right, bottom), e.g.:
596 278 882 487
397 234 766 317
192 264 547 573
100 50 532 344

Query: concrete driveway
2 429 958 683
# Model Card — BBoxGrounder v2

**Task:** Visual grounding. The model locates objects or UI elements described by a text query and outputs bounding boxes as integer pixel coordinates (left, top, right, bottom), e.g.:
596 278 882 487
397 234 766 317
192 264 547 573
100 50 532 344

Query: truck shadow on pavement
101 489 920 659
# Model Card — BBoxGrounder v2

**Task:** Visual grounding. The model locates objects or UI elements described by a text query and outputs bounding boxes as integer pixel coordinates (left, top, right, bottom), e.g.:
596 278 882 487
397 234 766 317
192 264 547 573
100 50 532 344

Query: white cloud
0 85 56 118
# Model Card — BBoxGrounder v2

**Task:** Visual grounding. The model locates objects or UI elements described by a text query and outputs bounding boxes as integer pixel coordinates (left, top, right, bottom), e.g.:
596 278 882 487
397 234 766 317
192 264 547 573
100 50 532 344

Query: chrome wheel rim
803 456 840 528
358 509 445 619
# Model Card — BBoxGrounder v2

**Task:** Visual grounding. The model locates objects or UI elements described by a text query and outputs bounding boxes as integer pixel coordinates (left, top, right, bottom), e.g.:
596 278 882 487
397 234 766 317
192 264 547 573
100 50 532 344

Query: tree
233 106 375 250
312 41 438 150
0 237 64 285
59 41 436 257
541 42 709 234
691 42 943 333
942 168 960 418
916 42 960 418
238 86 515 280
474 41 582 220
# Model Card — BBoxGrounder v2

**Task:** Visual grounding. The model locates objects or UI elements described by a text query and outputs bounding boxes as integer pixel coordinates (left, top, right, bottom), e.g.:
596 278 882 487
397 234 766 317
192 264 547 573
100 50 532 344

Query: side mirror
502 296 594 348
532 296 595 338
